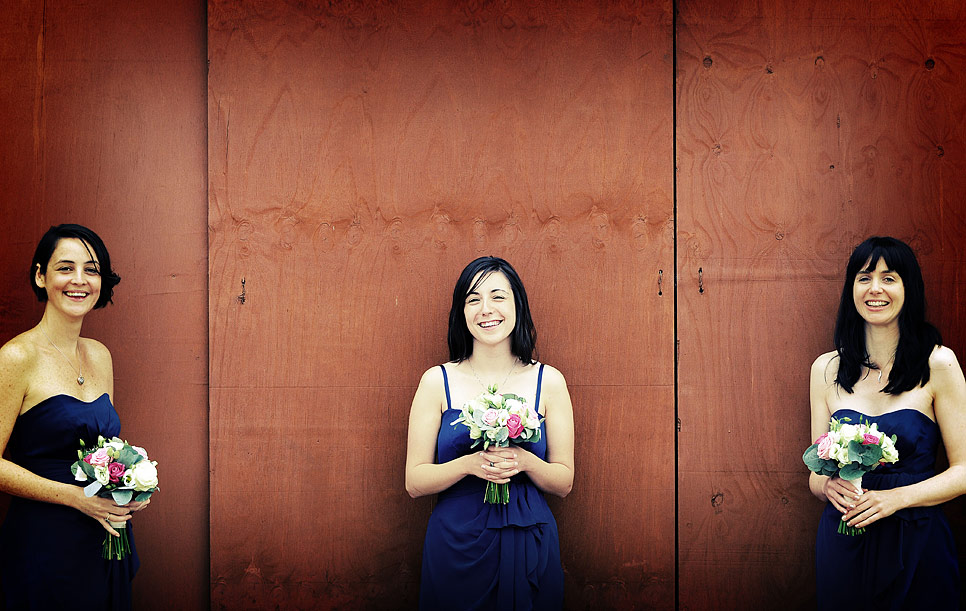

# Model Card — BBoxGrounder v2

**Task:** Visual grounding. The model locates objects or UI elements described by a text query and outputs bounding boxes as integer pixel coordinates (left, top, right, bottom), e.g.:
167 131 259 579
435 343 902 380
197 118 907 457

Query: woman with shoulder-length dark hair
0 224 149 610
406 256 574 609
809 236 966 607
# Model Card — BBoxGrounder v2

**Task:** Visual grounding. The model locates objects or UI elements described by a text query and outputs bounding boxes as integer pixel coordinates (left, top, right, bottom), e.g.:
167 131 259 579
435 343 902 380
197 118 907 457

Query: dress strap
534 363 546 413
439 365 452 411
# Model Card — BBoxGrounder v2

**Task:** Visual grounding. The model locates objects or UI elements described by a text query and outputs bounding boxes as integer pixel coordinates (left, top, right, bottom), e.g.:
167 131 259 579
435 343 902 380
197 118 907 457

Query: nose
870 277 883 293
69 267 85 284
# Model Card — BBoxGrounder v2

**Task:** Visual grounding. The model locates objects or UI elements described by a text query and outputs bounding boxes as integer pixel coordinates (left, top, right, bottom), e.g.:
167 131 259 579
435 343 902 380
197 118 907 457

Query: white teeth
65 292 87 297
866 301 888 307
480 321 501 328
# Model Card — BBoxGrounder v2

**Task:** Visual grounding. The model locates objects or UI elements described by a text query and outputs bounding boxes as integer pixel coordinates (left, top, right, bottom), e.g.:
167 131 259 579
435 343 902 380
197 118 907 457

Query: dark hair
833 236 940 394
31 224 120 309
447 256 536 365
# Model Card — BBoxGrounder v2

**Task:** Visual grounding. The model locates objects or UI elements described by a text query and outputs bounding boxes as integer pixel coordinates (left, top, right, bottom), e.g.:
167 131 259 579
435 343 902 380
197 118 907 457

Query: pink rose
506 414 523 439
816 433 834 460
482 409 499 427
88 448 111 467
107 462 126 483
862 433 880 445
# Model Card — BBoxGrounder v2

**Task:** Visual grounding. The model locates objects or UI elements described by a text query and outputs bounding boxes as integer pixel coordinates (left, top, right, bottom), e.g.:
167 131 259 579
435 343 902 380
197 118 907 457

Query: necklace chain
40 322 84 385
871 353 896 384
467 360 516 392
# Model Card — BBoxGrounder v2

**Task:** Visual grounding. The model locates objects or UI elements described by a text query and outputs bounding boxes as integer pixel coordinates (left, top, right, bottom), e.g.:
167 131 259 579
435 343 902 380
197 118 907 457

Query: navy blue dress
419 364 564 610
0 393 139 611
816 408 959 609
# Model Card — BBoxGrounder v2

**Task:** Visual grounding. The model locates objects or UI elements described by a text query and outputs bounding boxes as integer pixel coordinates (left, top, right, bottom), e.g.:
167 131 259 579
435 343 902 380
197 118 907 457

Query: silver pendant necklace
467 360 516 392
40 322 84 385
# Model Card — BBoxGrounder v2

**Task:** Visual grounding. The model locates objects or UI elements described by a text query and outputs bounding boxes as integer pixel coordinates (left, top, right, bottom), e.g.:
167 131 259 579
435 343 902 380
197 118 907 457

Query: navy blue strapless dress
0 393 139 611
419 364 564 610
816 408 959 609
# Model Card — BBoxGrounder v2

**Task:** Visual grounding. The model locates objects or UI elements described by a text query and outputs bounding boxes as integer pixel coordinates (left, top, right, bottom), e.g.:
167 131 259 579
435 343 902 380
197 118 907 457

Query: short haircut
31 224 120 309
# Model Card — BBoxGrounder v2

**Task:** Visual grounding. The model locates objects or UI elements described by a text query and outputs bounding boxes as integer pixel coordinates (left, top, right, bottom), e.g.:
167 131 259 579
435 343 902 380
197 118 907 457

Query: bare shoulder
417 365 445 391
0 332 39 374
811 351 838 383
81 337 113 366
929 345 960 370
538 363 568 391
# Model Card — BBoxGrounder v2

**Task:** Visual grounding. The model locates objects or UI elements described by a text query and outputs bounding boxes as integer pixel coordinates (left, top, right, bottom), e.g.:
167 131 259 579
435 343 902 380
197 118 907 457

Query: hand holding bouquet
71 435 159 559
451 384 543 504
803 416 898 535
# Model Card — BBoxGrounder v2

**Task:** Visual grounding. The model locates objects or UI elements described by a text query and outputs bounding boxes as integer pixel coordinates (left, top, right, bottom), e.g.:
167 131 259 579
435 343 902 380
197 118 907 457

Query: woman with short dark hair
809 236 966 606
406 256 574 609
0 224 147 610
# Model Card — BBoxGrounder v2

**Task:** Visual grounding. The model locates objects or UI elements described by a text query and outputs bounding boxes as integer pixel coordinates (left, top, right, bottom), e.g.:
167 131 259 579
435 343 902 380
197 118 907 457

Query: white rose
497 410 509 426
526 416 540 430
94 465 110 486
838 424 859 441
504 398 525 415
131 461 159 491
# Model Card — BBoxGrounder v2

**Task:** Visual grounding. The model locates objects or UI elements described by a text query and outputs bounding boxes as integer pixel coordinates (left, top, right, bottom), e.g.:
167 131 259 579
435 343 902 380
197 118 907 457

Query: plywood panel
0 2 208 609
677 0 966 607
208 0 674 607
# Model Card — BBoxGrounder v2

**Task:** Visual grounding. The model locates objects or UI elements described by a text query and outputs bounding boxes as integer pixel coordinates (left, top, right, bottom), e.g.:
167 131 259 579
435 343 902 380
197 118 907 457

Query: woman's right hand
471 447 519 484
69 486 133 536
823 476 863 514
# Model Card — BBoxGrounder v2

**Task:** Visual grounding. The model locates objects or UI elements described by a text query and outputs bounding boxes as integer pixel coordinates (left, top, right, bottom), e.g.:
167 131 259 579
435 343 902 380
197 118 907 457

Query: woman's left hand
842 488 904 529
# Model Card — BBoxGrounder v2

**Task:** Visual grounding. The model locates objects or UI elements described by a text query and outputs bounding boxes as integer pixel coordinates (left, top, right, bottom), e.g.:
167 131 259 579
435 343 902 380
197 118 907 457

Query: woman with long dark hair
809 236 966 606
406 256 574 609
0 224 148 610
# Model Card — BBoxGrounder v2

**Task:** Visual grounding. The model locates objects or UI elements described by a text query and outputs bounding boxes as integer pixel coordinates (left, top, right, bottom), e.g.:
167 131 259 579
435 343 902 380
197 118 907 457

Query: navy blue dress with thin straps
419 364 564 610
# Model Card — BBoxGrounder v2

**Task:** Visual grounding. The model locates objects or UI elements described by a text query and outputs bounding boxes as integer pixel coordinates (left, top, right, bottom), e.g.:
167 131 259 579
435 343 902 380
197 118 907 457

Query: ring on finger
489 462 494 467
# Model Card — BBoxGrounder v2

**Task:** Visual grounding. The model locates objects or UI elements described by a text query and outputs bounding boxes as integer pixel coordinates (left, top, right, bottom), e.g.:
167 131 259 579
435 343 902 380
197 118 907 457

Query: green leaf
117 446 142 467
134 491 154 502
802 445 826 472
861 444 882 466
111 489 133 505
80 461 96 479
839 464 864 481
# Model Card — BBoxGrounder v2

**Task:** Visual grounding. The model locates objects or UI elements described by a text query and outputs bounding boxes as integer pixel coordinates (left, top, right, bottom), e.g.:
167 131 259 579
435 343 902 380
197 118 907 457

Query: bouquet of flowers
451 384 543 504
70 435 159 559
803 416 898 535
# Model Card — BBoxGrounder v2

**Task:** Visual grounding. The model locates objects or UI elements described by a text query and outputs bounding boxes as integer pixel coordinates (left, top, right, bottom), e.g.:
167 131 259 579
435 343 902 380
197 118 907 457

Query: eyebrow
54 258 97 265
858 267 896 274
466 288 509 296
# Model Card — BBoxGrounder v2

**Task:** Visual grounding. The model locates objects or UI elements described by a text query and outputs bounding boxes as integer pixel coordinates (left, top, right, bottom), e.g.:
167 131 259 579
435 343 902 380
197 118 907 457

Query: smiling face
852 257 905 328
463 270 516 348
35 238 102 319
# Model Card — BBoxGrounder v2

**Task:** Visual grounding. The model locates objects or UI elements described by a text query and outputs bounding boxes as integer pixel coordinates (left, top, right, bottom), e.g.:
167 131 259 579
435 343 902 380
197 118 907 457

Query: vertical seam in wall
671 0 680 608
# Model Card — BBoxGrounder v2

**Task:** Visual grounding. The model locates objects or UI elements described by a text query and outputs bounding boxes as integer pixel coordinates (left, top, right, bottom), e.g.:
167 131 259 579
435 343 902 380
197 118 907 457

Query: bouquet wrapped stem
104 521 132 560
838 475 865 536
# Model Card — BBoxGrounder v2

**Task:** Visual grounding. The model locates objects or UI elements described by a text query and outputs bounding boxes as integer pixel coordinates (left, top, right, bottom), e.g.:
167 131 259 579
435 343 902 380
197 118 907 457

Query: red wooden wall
1 0 965 609
0 2 209 610
677 1 966 608
207 1 675 608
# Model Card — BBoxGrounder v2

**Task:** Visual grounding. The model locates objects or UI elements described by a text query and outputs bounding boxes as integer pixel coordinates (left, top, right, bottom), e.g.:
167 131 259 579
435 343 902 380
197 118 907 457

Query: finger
97 517 120 537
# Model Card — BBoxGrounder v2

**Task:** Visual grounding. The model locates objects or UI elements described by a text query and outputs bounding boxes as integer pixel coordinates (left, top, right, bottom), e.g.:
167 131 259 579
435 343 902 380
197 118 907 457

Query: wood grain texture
0 2 209 609
208 0 674 607
677 0 966 607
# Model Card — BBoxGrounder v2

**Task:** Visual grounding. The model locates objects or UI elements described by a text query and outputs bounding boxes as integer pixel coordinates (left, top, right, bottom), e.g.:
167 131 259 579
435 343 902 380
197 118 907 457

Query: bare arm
405 367 476 498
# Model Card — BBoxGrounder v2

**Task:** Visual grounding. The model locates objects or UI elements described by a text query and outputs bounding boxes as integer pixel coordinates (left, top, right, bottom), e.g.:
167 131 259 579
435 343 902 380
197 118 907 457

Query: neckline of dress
20 392 110 418
832 406 936 425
